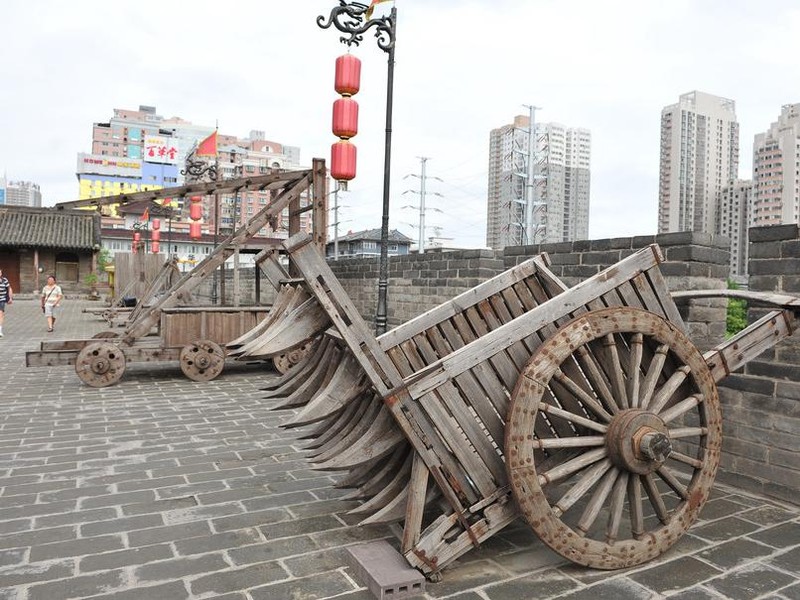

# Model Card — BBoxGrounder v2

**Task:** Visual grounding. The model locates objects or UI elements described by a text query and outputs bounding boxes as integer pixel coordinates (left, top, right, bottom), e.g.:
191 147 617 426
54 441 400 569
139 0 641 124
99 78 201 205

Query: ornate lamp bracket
317 1 395 52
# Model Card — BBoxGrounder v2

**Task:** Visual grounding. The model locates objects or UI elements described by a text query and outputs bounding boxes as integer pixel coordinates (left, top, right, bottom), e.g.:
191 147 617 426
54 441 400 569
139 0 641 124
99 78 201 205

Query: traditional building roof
0 206 100 250
337 228 413 243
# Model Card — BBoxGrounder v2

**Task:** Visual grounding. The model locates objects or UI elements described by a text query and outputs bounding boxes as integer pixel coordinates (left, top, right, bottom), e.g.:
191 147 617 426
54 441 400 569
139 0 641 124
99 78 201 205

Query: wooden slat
404 245 664 399
402 453 429 553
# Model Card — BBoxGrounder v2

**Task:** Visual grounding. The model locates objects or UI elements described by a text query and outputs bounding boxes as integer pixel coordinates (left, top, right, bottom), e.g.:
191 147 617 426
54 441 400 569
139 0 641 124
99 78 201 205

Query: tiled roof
336 228 413 243
0 206 100 250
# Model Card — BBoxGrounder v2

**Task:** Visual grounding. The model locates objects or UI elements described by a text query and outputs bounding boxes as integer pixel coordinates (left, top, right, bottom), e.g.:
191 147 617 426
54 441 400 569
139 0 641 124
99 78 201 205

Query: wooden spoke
627 333 644 408
660 394 703 424
642 473 669 524
538 402 608 434
656 465 688 500
639 344 668 408
576 465 619 535
668 450 704 470
606 471 629 543
575 346 620 415
507 307 721 570
538 447 607 486
553 458 613 517
603 334 629 409
668 426 707 439
644 365 690 414
552 369 613 423
628 473 644 540
537 436 605 449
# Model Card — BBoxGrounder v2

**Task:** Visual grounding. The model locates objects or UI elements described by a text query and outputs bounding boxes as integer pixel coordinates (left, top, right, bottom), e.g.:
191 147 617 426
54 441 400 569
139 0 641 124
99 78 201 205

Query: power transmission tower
402 156 443 253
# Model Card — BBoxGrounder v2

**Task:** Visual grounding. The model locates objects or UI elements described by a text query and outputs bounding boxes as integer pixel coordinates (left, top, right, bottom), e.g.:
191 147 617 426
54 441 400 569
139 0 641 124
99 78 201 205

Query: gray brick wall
717 224 800 504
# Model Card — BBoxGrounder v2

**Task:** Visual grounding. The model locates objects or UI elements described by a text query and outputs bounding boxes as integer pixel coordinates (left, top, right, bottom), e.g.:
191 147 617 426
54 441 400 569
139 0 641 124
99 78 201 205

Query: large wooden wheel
76 342 126 387
506 306 722 569
180 340 225 382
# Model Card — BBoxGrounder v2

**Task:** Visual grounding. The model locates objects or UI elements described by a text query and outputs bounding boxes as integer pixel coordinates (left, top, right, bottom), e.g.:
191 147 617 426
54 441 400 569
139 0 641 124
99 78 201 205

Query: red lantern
133 231 141 242
190 202 203 221
189 222 202 240
152 218 161 230
335 54 361 97
332 97 359 139
331 140 357 182
151 241 160 254
151 229 161 242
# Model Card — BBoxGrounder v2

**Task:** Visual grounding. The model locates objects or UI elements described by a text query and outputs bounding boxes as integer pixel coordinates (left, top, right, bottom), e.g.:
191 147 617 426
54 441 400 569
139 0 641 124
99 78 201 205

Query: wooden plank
404 245 664 399
26 346 181 368
402 453 429 553
379 257 542 350
704 309 795 382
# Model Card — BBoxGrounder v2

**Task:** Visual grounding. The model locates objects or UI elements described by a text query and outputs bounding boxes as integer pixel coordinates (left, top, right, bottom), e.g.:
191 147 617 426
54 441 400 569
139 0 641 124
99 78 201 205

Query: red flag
141 206 149 222
196 131 217 157
366 0 392 19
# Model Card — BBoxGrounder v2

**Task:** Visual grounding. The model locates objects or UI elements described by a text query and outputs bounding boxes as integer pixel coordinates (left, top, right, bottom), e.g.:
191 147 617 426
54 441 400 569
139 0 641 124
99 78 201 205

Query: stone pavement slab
0 299 799 599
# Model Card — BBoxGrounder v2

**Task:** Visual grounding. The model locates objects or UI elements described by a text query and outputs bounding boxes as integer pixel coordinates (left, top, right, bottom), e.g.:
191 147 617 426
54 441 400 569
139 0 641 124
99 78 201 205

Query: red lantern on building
189 222 202 240
335 54 361 97
332 98 359 139
331 140 357 181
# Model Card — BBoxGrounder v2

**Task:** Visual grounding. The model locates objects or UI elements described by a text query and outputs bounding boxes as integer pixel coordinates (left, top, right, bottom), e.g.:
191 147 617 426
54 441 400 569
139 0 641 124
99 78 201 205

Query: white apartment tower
658 91 739 235
486 115 590 249
719 180 752 279
752 103 800 227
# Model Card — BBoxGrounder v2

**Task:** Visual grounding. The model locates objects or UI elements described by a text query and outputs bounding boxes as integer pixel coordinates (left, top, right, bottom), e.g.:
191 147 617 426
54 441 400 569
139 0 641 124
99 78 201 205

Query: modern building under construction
485 114 591 249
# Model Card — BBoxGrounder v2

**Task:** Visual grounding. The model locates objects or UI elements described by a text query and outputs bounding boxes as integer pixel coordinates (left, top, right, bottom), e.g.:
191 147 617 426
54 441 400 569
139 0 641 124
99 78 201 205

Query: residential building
77 107 307 238
718 180 752 280
657 91 740 235
0 178 42 207
751 103 800 228
326 228 412 259
486 115 590 249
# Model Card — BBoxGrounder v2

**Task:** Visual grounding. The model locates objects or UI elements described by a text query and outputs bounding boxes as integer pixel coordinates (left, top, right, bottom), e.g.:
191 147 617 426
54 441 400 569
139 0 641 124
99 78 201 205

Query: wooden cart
234 232 800 577
25 161 328 387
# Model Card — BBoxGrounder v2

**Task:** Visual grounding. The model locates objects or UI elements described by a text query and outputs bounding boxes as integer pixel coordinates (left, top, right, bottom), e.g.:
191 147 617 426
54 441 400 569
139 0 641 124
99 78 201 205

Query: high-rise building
486 115 590 249
0 178 42 207
752 103 800 228
719 179 752 279
657 91 740 235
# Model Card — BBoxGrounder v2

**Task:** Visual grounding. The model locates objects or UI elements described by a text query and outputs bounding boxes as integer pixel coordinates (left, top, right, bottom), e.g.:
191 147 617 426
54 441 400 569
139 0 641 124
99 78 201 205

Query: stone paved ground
0 298 799 600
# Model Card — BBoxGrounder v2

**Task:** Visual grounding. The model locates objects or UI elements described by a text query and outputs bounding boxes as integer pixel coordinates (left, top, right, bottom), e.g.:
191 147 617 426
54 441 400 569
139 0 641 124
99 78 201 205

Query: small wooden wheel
180 339 225 382
273 340 316 375
76 342 126 387
506 307 721 569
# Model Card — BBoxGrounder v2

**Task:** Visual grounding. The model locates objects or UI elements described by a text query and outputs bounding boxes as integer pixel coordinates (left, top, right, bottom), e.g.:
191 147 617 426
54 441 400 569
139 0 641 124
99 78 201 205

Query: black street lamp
318 0 397 335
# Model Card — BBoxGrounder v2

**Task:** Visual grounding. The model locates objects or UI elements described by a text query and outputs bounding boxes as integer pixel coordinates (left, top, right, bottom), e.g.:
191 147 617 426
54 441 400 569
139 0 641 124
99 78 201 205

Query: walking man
0 268 13 337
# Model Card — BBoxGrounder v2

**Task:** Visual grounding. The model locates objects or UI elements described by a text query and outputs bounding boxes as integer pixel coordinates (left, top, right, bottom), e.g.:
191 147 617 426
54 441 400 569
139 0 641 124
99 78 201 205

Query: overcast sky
2 1 798 247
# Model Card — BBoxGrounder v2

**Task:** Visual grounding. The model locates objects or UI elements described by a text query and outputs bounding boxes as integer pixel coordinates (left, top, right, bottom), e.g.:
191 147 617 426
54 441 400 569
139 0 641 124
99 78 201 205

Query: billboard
77 153 142 177
144 136 179 164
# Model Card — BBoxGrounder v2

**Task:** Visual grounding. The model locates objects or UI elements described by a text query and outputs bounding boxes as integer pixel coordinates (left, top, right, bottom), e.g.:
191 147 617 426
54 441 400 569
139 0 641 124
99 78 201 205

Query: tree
726 279 748 338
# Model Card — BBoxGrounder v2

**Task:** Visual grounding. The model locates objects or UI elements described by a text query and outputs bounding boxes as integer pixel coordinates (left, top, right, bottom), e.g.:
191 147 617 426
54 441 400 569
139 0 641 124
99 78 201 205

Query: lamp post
182 153 219 302
318 0 397 335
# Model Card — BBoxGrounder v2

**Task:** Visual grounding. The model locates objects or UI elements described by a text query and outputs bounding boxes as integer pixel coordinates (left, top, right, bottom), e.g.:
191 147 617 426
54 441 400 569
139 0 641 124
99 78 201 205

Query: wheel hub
91 358 109 375
606 409 671 474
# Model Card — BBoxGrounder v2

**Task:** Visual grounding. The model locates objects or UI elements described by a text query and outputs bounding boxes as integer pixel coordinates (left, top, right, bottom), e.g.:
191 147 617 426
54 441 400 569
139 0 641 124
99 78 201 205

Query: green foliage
83 272 99 286
726 279 747 338
97 248 112 272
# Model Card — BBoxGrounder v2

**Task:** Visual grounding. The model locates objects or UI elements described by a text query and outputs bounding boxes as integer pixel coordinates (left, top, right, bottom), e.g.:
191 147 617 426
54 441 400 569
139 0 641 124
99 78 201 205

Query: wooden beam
54 170 311 210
